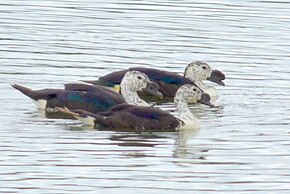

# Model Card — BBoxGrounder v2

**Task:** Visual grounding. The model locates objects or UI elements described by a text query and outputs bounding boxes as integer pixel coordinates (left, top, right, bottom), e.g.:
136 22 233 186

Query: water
1 0 290 193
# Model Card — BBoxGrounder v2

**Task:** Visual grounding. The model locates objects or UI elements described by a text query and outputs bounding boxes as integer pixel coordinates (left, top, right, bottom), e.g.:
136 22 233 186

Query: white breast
195 81 219 103
203 85 219 103
179 118 200 130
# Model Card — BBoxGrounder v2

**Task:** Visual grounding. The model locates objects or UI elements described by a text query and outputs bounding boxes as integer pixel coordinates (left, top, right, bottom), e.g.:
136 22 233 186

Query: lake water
1 0 290 193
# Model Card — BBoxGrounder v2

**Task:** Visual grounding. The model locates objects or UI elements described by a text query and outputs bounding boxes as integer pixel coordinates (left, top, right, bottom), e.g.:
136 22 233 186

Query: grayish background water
1 0 290 193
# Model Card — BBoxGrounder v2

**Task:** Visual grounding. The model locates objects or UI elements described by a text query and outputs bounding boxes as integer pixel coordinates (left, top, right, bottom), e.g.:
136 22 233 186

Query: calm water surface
1 0 290 193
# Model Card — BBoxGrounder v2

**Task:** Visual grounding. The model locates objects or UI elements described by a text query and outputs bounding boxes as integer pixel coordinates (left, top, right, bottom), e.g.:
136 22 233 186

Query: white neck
174 97 196 121
121 87 149 106
194 80 206 91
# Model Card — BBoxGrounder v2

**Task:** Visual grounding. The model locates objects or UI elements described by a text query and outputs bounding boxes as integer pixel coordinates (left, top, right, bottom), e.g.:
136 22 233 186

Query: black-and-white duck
83 61 225 102
12 71 162 113
57 84 213 132
183 61 225 102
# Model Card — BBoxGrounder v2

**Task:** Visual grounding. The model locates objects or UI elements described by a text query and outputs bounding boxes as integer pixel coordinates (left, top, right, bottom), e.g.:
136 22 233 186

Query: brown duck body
12 71 163 113
84 67 196 98
71 104 182 132
57 84 213 132
12 83 125 113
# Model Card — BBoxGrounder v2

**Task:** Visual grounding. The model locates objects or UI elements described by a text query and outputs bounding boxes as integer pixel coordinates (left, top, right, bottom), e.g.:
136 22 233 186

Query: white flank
179 118 200 130
76 116 95 126
32 99 47 110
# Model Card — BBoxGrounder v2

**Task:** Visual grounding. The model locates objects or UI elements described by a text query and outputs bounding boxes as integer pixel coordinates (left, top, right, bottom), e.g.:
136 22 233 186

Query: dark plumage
57 84 212 132
12 83 125 113
83 61 225 101
58 104 182 132
12 71 162 113
48 89 125 114
84 67 195 98
11 84 63 101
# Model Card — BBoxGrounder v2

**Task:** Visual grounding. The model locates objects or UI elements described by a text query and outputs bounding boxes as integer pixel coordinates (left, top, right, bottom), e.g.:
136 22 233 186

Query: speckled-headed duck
83 61 225 102
12 71 162 114
57 84 213 132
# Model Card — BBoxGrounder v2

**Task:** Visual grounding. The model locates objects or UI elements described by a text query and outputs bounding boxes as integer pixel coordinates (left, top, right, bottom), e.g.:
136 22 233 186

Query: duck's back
47 85 126 113
95 104 182 131
91 67 195 98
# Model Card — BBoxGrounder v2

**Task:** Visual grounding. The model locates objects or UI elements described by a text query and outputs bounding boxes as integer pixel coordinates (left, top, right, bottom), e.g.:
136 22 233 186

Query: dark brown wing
95 104 181 131
82 70 129 87
47 90 126 114
81 67 196 98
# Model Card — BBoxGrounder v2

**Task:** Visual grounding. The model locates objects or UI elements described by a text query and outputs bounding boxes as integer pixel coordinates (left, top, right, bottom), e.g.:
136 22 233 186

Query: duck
12 71 162 114
82 61 225 102
183 61 225 102
56 84 213 132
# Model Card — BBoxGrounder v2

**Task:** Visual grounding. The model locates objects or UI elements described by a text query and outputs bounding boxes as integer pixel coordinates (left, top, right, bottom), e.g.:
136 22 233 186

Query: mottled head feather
184 61 225 86
184 61 213 81
121 70 150 91
174 84 202 104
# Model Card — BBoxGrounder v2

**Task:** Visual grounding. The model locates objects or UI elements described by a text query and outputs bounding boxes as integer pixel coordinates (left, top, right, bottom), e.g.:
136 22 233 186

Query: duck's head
184 61 225 86
121 70 163 98
175 84 214 107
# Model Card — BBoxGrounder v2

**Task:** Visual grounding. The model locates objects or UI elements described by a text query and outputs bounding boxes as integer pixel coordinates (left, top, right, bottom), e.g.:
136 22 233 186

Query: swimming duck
12 71 162 113
184 61 225 102
83 61 225 102
56 84 213 132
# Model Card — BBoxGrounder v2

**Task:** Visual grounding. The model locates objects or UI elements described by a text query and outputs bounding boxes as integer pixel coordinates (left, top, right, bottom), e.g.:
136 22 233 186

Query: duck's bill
144 81 163 99
197 93 215 107
207 70 225 86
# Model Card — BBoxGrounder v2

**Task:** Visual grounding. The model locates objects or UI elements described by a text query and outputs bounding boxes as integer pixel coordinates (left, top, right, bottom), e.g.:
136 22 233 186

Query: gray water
1 0 290 193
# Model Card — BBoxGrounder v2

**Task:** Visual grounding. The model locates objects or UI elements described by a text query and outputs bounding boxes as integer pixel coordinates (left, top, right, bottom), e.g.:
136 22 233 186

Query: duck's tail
11 84 37 100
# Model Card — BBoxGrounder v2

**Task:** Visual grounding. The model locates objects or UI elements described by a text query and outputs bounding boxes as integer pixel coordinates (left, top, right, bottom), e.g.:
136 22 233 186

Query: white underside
178 118 200 130
203 86 219 103
32 99 47 110
76 116 95 126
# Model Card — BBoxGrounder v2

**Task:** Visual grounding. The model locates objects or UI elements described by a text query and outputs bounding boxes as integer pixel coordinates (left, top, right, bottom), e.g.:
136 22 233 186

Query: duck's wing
129 68 196 97
82 68 194 86
130 67 194 85
97 104 181 131
82 67 197 98
48 90 125 114
82 69 129 87
132 68 199 97
64 83 120 94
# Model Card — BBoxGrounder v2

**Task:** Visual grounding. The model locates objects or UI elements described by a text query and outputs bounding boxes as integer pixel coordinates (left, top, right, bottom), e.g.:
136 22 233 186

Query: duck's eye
137 76 142 80
202 66 207 70
193 88 197 91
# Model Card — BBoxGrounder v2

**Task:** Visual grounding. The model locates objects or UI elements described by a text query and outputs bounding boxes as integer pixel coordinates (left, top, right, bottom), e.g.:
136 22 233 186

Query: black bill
207 70 225 86
197 93 215 107
144 81 163 99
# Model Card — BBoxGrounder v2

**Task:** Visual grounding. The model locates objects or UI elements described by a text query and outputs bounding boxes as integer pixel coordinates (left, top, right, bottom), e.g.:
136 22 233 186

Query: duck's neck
174 98 196 121
121 87 148 106
194 81 216 97
193 80 207 91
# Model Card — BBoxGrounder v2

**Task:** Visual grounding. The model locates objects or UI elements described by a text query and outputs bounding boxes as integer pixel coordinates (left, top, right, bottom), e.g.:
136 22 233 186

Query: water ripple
1 0 290 193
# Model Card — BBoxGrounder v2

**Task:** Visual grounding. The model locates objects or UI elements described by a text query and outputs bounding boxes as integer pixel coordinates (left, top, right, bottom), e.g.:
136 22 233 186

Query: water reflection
1 0 290 193
173 128 200 159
